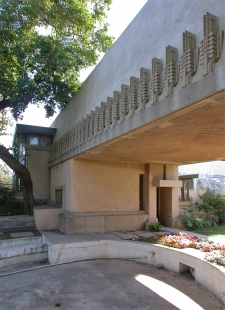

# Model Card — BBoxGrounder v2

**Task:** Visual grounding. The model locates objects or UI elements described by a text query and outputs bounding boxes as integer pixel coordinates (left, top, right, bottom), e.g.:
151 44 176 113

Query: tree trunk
0 144 35 214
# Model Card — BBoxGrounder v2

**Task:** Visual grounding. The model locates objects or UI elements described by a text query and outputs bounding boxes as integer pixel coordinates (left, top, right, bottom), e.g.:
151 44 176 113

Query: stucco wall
70 159 144 212
33 206 62 230
50 159 73 211
26 147 50 200
51 0 225 141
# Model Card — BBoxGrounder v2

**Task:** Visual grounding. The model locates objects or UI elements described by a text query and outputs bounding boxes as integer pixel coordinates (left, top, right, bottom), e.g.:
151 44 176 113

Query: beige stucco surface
71 159 144 212
33 207 62 230
50 158 142 214
26 147 50 200
50 159 73 211
56 161 181 233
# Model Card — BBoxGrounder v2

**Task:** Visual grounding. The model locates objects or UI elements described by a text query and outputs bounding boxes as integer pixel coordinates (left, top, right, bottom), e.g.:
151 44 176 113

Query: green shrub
181 191 225 230
0 186 15 203
198 190 225 222
182 203 216 230
148 222 162 232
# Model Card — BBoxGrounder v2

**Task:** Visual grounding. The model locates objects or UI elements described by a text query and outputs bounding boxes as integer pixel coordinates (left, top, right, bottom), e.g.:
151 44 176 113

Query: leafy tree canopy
0 110 13 136
0 0 113 119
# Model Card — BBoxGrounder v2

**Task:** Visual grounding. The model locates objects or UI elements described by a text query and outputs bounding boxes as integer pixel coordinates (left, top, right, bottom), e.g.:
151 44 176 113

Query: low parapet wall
58 211 148 234
46 238 225 305
33 206 62 230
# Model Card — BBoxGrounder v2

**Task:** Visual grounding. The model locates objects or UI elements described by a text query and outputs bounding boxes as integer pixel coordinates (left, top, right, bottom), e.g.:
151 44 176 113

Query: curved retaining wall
47 239 225 305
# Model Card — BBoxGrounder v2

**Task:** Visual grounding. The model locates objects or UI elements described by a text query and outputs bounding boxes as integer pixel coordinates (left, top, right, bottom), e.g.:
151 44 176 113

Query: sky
1 0 148 148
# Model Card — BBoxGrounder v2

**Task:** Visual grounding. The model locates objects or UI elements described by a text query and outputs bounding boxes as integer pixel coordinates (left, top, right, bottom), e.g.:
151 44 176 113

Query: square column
145 163 182 229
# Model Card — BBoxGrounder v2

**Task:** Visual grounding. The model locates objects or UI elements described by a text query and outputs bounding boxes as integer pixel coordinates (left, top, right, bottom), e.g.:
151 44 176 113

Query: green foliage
198 190 225 222
181 191 225 230
0 0 113 119
0 110 13 136
148 222 162 232
0 162 13 185
5 233 12 239
0 185 15 203
182 203 216 230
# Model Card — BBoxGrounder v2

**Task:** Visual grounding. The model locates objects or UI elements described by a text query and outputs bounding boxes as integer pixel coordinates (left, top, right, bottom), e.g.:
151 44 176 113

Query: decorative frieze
106 97 114 129
180 31 198 87
89 111 95 138
129 77 139 114
149 58 163 104
50 12 224 163
200 12 223 75
138 68 150 109
62 134 66 154
74 124 79 147
100 102 107 131
77 122 82 145
84 114 91 141
120 84 130 120
67 129 72 151
163 46 178 96
94 107 101 135
113 91 121 125
80 118 86 143
69 128 75 149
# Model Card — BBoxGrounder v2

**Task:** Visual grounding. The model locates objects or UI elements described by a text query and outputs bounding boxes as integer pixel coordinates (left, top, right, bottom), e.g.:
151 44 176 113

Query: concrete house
14 0 225 234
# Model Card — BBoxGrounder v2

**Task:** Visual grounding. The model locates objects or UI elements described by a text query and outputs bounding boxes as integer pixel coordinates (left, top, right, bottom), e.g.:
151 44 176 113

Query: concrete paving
0 228 225 309
0 259 224 310
40 227 225 246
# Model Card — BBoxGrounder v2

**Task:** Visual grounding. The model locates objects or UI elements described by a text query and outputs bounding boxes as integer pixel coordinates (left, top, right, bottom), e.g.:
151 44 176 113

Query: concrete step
0 216 35 229
0 243 48 268
0 235 42 249
0 226 36 233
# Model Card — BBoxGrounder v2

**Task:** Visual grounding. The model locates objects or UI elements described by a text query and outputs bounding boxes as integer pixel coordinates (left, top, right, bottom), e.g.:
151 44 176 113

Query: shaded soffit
15 124 57 136
76 89 225 165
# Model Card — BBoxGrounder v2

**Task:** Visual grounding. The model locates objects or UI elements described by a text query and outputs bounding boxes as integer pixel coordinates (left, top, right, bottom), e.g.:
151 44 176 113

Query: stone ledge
34 205 62 210
152 180 182 187
63 210 147 217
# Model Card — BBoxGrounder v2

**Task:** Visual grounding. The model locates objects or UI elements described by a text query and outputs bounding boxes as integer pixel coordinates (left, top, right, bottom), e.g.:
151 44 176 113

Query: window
55 189 63 205
40 135 51 146
28 135 39 145
27 134 52 146
179 180 193 201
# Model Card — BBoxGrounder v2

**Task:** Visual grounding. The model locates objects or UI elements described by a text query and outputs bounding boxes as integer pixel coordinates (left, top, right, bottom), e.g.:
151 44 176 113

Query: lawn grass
191 225 225 238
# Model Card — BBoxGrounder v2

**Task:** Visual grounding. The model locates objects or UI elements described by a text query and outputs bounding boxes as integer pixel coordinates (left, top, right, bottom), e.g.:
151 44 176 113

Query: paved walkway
40 226 225 246
1 224 224 245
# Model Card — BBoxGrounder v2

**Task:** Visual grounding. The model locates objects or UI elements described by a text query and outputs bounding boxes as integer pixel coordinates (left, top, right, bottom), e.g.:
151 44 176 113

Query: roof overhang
15 124 57 136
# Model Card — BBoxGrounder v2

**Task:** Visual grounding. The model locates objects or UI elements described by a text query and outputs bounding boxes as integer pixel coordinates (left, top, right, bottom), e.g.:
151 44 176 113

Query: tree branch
0 144 29 180
0 99 11 111
0 144 35 213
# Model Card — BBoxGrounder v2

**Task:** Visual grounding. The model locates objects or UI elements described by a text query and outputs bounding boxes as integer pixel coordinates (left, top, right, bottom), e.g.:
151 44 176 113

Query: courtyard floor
1 227 225 309
0 258 224 310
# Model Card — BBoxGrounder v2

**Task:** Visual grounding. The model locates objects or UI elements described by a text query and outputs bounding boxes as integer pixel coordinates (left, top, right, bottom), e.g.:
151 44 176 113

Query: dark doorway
139 174 144 210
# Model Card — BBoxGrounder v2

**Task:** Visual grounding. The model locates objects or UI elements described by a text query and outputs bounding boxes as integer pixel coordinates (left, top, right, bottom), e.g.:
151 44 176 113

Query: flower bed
131 232 225 268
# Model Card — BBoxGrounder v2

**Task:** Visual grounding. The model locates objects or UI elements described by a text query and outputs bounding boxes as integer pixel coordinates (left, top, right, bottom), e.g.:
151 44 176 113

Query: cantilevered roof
15 124 56 136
